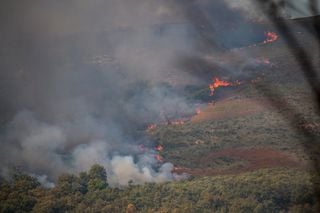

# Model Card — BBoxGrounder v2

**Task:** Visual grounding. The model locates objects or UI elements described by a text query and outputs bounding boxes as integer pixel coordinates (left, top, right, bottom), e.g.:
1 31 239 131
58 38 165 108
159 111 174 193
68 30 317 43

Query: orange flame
209 78 232 96
147 124 157 131
155 154 164 163
263 31 278 44
155 145 164 152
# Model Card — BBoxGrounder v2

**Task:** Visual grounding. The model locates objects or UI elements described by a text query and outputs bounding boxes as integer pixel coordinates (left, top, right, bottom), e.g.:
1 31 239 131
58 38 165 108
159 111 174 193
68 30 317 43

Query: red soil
173 147 300 176
191 98 272 123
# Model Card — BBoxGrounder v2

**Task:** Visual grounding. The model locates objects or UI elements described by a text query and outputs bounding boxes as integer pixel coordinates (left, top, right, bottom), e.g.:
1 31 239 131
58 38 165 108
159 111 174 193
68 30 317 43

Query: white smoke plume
0 0 273 186
0 0 196 186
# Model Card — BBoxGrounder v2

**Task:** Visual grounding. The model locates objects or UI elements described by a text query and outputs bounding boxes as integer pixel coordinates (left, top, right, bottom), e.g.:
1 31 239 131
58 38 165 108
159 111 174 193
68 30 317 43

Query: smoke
223 0 266 20
0 0 196 186
110 156 186 186
0 0 277 186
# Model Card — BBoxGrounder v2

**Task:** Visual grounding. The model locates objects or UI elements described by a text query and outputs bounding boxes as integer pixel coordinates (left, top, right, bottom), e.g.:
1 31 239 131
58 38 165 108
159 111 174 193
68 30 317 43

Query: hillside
1 168 318 212
148 15 320 176
1 9 320 213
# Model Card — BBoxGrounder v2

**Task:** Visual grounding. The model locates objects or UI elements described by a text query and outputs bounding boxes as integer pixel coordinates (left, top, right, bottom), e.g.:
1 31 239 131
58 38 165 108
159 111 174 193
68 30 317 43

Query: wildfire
209 78 232 96
147 124 157 131
155 145 164 152
155 154 164 163
171 120 185 125
263 31 278 44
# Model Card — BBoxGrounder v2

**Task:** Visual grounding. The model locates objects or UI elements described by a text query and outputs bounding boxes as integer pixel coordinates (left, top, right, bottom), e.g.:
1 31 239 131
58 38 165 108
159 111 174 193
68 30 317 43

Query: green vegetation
1 17 319 213
151 108 319 169
0 166 318 213
149 72 320 169
2 51 319 213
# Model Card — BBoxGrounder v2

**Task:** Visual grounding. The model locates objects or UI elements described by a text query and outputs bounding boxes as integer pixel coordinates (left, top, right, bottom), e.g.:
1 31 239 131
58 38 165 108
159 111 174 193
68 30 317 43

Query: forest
0 165 319 213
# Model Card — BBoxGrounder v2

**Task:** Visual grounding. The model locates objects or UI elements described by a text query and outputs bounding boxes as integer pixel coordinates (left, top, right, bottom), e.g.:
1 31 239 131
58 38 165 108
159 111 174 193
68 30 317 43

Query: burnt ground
150 16 320 177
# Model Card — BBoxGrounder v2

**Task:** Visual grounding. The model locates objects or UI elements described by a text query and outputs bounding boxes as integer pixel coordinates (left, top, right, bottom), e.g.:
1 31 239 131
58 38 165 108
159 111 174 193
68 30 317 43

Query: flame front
209 78 232 96
155 154 164 163
263 31 278 44
147 124 157 131
155 145 164 152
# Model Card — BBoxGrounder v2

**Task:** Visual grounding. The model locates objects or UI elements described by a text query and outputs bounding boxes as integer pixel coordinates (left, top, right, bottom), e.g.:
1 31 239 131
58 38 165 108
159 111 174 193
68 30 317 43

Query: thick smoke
0 0 272 186
0 0 196 186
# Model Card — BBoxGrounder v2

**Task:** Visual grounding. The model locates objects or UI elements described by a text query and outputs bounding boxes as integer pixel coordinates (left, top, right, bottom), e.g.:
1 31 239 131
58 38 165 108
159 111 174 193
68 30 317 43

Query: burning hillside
0 0 297 188
263 31 279 44
208 77 241 96
209 78 232 96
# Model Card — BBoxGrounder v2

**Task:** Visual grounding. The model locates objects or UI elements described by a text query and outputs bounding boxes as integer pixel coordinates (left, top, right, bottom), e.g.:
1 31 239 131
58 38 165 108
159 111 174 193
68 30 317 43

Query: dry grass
191 98 272 123
174 147 300 176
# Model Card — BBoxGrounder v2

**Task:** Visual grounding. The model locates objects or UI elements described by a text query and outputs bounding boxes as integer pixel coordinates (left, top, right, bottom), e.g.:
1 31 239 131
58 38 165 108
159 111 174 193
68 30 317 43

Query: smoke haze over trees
0 0 280 185
0 3 319 213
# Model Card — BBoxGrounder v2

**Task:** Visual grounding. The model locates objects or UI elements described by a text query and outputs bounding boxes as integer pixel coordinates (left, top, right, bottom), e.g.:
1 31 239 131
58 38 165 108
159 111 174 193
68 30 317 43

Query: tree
88 164 108 191
56 174 82 195
0 173 40 212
